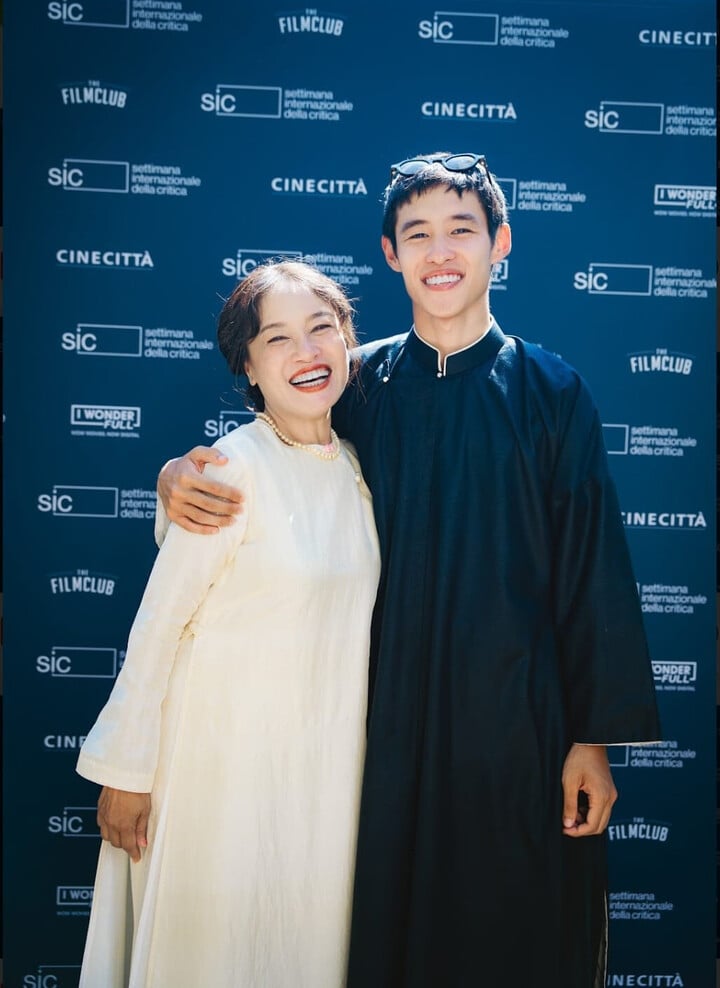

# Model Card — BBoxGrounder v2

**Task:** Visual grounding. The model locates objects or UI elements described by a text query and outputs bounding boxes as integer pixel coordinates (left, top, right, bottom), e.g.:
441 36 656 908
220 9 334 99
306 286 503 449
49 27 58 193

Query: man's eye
452 227 473 235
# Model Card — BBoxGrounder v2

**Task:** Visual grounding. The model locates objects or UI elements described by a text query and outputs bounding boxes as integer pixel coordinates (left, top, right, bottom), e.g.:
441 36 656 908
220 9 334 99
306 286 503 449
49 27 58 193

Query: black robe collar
406 321 506 377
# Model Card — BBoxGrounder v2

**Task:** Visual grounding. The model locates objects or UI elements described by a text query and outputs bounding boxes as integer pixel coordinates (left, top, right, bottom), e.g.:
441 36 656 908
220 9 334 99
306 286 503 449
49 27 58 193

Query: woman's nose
295 333 320 358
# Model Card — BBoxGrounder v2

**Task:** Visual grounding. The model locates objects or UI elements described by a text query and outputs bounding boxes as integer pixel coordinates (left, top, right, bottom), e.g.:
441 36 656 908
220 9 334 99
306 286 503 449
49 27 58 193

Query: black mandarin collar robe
332 322 660 988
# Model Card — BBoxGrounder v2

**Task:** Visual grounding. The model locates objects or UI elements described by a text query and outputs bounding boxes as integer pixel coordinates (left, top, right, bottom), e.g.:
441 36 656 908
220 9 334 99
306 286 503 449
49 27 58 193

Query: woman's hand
97 786 151 862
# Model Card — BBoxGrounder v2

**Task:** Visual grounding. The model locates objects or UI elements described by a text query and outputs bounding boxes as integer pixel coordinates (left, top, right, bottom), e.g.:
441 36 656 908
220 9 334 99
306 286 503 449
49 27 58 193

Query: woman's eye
267 335 287 344
311 323 332 333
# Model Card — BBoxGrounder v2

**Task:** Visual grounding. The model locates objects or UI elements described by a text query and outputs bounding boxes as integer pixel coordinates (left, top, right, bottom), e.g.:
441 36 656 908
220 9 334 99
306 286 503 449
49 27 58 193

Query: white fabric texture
76 420 381 988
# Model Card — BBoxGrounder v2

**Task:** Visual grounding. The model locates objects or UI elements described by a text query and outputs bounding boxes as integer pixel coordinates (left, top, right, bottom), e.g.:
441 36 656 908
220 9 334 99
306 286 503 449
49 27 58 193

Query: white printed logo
36 646 120 677
21 966 83 988
652 660 697 688
44 734 89 749
603 423 697 457
654 184 716 209
639 27 715 46
48 807 100 836
71 404 141 431
60 81 128 107
221 248 302 279
584 101 665 134
57 248 153 268
61 323 142 355
48 158 129 192
418 12 499 45
490 259 509 290
47 0 129 27
271 176 367 196
628 350 693 375
418 11 570 48
277 10 344 35
49 159 202 196
574 264 653 295
204 409 254 439
608 818 670 842
201 85 282 118
37 486 120 517
56 885 94 907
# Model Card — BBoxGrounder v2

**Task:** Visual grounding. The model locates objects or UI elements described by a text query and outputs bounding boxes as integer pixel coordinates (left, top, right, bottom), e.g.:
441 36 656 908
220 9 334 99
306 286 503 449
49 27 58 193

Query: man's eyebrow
449 212 481 223
398 212 480 235
398 217 428 235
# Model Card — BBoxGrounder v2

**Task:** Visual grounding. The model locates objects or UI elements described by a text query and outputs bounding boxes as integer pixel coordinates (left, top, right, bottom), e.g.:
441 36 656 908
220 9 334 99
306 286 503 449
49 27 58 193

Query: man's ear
381 235 402 272
491 223 512 264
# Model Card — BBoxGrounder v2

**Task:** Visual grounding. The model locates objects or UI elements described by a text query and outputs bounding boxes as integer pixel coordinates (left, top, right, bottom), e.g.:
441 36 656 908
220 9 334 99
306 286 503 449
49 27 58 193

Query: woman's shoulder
204 418 266 484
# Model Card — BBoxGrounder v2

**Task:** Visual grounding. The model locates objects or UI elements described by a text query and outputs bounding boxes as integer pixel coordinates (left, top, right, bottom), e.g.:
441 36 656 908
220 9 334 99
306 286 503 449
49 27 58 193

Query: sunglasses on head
389 153 490 182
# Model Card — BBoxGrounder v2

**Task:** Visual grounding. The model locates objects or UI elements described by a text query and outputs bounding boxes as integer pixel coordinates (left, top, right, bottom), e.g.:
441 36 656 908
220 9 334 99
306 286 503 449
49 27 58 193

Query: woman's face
245 283 350 435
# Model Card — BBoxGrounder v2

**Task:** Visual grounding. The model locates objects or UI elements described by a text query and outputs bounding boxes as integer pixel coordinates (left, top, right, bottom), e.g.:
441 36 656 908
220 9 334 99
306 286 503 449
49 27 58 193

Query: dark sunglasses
389 153 489 182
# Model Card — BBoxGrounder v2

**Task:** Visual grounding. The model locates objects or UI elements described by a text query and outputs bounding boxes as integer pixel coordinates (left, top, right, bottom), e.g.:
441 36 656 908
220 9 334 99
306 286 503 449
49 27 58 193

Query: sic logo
48 163 84 188
37 493 73 514
200 92 237 114
417 19 454 41
573 271 609 291
584 109 620 130
48 1 84 20
61 328 97 352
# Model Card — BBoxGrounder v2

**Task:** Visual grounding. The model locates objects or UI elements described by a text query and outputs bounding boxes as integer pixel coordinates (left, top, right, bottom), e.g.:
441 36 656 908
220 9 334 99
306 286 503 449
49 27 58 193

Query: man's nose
425 235 454 263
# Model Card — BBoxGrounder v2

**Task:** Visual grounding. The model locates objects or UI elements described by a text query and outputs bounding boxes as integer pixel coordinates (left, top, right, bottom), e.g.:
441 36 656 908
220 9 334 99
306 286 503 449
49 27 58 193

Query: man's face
381 185 511 325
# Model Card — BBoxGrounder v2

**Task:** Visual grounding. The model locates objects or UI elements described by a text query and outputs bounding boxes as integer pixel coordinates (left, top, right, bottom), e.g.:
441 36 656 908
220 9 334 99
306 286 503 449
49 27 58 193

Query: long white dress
76 420 381 988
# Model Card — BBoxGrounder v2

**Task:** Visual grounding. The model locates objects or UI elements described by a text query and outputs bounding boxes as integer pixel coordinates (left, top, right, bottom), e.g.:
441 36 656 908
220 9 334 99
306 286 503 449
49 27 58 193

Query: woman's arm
78 457 250 792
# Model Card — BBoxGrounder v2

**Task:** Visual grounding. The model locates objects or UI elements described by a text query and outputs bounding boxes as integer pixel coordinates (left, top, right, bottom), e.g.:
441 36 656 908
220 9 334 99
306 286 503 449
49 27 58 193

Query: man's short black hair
382 152 508 249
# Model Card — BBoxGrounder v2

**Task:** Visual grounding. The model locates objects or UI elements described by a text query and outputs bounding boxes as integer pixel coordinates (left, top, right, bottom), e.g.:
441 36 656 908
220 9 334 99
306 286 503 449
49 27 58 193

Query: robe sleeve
550 377 660 746
76 457 250 792
154 484 170 547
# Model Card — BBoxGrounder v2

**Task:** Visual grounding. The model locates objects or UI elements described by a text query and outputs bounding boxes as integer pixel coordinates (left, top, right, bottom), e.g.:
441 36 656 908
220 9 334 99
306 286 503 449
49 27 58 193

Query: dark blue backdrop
3 2 716 986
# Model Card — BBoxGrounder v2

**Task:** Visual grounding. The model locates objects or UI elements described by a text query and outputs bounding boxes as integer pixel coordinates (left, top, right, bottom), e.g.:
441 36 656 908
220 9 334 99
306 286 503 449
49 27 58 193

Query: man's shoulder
500 334 584 391
352 332 409 372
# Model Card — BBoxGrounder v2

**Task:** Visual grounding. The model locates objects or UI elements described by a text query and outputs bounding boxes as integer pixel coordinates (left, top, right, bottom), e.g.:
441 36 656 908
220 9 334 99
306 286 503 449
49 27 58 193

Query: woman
76 260 381 987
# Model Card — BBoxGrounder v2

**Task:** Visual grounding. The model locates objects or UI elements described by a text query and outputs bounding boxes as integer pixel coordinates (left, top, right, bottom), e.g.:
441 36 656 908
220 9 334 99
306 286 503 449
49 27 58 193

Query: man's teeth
292 369 330 385
424 274 461 286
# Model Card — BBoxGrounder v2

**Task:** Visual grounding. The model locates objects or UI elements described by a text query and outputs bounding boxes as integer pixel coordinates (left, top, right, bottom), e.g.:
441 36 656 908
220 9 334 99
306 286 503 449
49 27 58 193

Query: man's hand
97 787 151 862
158 447 243 534
561 743 617 837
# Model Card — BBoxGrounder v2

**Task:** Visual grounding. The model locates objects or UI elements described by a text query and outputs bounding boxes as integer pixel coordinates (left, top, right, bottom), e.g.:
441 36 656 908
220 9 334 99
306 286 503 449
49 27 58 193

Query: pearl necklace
256 412 341 460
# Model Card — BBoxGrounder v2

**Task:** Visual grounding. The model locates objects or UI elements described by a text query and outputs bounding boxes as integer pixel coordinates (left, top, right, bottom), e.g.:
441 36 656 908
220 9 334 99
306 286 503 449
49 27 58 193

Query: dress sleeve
77 457 250 792
550 378 660 746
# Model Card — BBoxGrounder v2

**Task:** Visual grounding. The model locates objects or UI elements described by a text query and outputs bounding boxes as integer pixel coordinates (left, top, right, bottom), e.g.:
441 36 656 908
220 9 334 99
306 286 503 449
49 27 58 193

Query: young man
159 153 659 986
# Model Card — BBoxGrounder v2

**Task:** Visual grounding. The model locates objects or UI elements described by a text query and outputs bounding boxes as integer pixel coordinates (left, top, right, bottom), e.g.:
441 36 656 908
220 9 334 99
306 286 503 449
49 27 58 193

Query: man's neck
412 310 493 360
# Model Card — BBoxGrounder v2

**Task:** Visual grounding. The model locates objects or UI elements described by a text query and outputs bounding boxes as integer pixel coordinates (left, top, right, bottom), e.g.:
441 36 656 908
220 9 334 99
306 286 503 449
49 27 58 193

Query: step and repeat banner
3 1 716 985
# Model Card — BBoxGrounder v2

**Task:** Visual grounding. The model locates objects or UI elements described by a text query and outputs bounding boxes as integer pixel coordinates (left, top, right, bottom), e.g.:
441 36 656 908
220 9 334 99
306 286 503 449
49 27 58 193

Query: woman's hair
217 259 357 410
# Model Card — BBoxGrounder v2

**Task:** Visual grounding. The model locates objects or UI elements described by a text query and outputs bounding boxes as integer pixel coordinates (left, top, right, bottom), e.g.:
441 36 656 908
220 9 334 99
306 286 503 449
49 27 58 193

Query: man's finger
187 445 229 470
170 516 222 535
562 787 581 830
174 486 243 512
